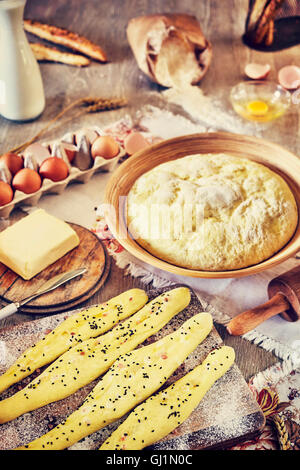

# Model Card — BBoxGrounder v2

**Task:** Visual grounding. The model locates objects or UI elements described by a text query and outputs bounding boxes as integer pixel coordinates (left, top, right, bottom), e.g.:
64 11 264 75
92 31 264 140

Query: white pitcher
0 0 45 121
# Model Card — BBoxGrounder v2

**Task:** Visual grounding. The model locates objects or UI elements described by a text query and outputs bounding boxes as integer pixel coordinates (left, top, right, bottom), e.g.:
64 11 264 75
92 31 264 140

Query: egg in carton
0 126 125 218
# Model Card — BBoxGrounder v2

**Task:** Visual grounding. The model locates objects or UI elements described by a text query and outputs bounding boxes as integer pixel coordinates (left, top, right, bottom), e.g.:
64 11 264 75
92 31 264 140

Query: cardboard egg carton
0 126 125 218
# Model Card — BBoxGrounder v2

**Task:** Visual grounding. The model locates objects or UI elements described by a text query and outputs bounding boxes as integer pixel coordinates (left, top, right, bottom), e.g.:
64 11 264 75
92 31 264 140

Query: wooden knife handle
226 293 290 336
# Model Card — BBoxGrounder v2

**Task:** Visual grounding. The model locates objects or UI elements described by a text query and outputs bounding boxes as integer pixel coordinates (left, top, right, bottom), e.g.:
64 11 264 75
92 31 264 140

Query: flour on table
137 104 208 139
162 85 259 135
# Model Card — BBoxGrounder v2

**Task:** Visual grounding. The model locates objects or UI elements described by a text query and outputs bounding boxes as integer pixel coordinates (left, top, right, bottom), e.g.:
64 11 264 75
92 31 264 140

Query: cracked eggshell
244 63 271 80
278 65 300 90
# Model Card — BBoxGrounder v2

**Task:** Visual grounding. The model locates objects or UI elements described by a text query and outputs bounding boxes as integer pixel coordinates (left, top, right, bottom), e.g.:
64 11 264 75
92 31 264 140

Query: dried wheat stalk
10 96 127 154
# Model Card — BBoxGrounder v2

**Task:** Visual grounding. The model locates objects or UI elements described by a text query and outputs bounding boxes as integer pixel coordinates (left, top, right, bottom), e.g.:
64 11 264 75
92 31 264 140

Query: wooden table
0 0 299 383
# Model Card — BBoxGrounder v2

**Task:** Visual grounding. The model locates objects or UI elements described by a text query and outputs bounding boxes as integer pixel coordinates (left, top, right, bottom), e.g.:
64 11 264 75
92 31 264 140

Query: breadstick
0 288 190 424
24 20 107 62
0 289 148 394
30 42 91 67
17 312 213 450
100 345 235 450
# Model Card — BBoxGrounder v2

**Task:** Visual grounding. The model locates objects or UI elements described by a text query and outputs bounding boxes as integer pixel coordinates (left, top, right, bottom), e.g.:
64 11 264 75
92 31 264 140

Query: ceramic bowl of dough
104 132 300 278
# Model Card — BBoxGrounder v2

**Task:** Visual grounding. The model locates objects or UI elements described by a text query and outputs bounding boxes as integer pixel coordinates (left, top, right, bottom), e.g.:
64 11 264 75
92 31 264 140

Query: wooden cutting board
0 284 265 450
0 223 110 314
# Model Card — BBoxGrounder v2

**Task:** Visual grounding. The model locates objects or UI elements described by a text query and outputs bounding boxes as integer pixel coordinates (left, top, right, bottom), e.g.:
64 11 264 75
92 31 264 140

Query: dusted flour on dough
127 153 298 271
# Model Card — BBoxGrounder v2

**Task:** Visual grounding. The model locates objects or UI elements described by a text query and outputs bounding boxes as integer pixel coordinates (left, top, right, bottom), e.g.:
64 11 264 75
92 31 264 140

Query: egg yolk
247 100 269 116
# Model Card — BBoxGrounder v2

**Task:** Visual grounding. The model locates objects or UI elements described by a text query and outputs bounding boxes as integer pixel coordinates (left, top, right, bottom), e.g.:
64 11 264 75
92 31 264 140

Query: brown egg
12 168 42 194
0 152 23 175
39 157 69 182
91 135 119 160
0 181 13 206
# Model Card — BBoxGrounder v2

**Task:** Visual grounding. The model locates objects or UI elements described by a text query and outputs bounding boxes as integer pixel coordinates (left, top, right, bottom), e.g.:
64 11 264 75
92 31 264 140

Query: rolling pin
227 265 300 336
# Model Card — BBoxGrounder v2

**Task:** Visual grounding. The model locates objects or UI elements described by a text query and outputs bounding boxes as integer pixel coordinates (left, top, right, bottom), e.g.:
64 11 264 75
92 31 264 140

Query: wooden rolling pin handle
226 292 290 336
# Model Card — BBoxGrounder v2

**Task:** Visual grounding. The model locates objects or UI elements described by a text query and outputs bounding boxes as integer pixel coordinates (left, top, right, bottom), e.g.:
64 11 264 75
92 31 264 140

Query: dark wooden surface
1 0 300 382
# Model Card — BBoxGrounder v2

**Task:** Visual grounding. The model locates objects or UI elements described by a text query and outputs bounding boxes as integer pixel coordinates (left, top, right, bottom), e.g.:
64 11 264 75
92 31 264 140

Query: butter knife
0 267 87 321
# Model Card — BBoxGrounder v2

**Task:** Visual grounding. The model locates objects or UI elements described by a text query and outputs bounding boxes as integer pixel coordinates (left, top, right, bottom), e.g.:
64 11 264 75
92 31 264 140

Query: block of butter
0 209 80 280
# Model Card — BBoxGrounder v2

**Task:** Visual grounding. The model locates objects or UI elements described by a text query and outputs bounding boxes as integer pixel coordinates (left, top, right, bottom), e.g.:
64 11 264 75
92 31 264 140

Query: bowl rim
230 80 291 90
230 80 292 101
104 131 300 279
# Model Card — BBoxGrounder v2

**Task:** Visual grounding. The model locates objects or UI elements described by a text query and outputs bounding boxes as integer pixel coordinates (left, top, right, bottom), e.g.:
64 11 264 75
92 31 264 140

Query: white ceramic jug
0 0 45 121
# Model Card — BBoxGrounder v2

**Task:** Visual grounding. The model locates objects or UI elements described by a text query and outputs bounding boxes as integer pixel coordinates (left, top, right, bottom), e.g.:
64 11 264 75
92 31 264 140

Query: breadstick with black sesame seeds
100 345 235 450
0 287 190 424
17 312 213 450
0 289 148 394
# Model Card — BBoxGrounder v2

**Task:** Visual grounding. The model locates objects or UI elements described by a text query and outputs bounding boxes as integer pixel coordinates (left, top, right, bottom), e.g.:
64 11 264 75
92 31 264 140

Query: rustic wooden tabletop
0 0 299 383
